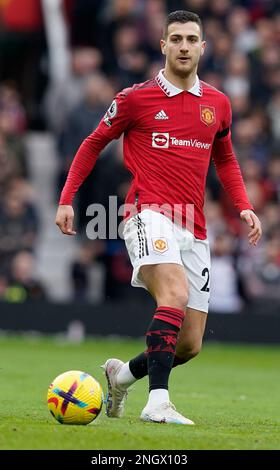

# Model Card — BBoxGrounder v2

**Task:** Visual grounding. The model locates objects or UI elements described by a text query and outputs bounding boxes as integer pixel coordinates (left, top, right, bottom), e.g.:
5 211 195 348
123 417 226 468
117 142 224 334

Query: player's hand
55 205 77 236
240 209 262 246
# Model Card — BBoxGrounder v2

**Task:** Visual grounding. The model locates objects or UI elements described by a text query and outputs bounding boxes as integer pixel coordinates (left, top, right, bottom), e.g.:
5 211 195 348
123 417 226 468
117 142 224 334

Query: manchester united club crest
152 238 168 253
200 106 216 126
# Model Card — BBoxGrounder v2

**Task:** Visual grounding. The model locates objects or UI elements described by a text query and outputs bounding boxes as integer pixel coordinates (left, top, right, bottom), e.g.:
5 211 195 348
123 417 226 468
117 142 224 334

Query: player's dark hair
163 10 203 38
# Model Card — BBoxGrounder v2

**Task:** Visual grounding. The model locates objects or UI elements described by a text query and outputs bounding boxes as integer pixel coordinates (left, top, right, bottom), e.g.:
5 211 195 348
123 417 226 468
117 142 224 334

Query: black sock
129 351 148 379
146 306 185 391
129 351 187 379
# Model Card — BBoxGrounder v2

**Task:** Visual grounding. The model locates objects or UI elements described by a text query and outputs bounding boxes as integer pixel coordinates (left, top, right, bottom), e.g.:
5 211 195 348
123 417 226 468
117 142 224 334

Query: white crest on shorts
152 238 168 253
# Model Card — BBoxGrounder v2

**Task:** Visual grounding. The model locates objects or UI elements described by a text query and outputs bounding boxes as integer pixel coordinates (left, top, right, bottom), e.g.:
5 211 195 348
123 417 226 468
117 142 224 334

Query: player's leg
175 236 210 364
137 262 194 424
139 262 189 391
117 236 210 383
175 307 207 364
104 234 210 420
116 306 206 384
102 210 193 422
103 263 193 423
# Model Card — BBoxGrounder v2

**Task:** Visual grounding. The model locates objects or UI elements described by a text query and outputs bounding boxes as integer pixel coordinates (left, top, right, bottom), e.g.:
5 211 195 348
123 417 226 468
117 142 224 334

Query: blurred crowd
0 0 279 311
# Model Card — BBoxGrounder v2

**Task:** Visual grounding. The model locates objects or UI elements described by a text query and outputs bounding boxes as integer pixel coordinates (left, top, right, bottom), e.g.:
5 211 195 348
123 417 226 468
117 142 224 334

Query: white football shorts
123 209 211 313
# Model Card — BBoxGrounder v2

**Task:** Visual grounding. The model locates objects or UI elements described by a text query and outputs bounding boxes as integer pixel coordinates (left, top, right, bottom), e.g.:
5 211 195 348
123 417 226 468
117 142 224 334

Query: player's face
161 22 205 78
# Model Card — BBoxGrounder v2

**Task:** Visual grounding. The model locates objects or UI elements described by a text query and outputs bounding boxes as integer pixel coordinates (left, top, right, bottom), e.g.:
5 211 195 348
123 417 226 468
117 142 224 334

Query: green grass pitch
0 335 279 450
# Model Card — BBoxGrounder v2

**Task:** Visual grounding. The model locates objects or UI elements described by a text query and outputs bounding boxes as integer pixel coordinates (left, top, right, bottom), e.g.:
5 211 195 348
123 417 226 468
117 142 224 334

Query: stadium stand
0 0 279 316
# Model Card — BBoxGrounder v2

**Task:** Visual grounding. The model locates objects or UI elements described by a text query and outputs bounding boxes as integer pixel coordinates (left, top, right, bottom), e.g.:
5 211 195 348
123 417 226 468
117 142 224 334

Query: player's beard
169 58 197 79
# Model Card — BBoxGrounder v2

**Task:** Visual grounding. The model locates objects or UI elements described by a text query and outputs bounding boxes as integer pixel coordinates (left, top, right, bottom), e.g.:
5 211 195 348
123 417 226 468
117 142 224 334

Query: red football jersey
60 70 253 239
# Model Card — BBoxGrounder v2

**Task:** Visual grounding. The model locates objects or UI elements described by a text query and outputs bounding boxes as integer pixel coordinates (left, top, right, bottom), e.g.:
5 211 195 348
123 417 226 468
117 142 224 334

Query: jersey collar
156 69 202 97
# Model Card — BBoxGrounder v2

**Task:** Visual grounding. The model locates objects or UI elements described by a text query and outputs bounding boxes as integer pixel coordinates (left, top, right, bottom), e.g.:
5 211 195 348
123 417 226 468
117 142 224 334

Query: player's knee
158 287 188 311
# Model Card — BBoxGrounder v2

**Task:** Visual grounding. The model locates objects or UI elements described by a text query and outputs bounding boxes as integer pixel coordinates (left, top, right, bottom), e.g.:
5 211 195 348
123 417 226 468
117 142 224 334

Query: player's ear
200 40 206 57
160 39 166 55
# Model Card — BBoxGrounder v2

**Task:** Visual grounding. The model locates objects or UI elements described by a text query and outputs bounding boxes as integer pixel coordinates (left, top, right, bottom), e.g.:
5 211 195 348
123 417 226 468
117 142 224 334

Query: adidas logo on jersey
155 110 169 120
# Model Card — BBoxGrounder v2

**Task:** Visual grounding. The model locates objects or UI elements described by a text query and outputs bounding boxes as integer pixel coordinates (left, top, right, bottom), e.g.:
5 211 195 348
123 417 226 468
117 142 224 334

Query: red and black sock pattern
146 306 185 391
154 306 185 328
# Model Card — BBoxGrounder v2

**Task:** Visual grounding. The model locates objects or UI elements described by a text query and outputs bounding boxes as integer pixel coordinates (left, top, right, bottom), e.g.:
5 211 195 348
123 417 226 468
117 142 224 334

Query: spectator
0 185 39 271
241 233 280 301
6 250 47 302
44 47 103 135
70 240 105 303
58 72 115 228
209 233 243 313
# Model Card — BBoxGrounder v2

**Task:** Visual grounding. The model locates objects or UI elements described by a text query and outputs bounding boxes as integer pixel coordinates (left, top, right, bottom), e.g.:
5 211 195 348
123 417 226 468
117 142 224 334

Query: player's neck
163 67 197 91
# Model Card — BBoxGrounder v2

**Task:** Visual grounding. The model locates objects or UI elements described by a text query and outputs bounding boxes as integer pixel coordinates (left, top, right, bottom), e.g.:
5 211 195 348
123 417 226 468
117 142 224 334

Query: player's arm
211 96 262 246
55 91 133 235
